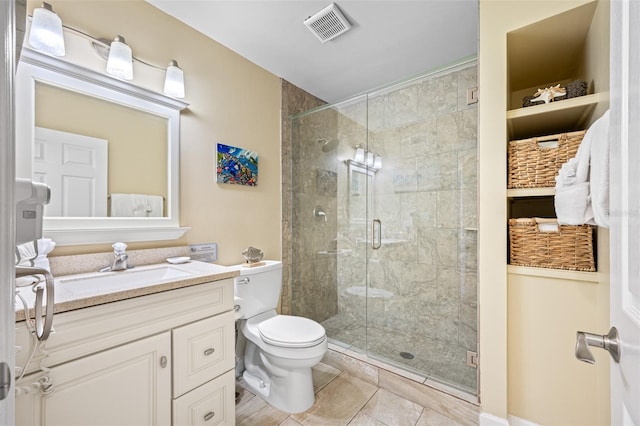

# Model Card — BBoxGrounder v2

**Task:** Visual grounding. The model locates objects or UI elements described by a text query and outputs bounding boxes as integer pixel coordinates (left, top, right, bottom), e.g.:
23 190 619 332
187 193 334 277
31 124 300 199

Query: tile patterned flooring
236 357 479 426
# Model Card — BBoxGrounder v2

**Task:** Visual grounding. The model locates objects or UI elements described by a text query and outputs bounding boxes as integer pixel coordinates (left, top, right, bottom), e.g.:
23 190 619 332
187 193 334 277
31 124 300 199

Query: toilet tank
232 260 283 319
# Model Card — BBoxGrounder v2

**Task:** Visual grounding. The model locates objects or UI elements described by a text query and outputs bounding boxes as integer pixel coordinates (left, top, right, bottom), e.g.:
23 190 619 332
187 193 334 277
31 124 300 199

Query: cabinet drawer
173 369 235 426
173 311 235 397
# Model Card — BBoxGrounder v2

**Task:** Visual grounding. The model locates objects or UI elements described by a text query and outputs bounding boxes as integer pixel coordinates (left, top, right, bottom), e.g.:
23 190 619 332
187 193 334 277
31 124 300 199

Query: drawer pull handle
160 356 168 368
204 411 215 421
204 348 216 356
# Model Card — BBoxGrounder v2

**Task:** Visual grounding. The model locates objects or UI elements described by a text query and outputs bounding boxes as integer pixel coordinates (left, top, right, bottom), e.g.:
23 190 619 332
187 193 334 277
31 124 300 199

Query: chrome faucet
100 242 133 272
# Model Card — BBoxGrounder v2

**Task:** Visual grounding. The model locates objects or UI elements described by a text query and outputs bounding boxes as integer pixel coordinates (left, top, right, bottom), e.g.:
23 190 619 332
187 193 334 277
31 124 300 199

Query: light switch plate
189 243 217 262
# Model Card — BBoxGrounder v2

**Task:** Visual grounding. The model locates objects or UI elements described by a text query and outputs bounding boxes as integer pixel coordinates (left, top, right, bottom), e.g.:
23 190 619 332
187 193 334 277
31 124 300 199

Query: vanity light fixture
354 145 365 163
374 155 382 169
163 60 185 99
28 4 187 96
106 35 133 80
28 2 65 57
352 145 382 170
366 152 374 167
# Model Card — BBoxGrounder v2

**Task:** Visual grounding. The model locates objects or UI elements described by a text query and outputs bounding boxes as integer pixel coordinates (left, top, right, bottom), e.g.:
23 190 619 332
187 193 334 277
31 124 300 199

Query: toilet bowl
233 261 327 413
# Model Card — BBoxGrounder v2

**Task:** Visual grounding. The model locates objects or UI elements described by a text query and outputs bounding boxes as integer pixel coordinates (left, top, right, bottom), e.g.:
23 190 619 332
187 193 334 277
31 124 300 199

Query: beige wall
479 0 609 423
27 0 282 265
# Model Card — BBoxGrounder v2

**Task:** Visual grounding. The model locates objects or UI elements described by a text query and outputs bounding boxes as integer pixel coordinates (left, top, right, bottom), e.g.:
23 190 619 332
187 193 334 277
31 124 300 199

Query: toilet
233 260 327 413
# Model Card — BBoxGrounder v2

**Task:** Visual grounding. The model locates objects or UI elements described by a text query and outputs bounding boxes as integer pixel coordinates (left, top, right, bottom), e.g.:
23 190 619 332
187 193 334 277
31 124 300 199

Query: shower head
318 138 339 152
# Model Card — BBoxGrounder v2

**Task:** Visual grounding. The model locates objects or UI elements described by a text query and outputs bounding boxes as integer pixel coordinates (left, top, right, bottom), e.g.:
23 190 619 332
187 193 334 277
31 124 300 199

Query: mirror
346 160 374 225
35 82 168 218
15 48 189 245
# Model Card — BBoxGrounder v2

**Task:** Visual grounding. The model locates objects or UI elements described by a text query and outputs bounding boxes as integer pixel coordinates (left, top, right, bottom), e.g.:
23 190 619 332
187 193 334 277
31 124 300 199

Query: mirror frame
345 159 375 225
15 48 190 246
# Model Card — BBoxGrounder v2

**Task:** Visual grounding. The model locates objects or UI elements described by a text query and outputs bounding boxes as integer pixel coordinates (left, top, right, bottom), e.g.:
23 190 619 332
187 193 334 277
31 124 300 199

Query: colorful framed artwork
216 143 258 186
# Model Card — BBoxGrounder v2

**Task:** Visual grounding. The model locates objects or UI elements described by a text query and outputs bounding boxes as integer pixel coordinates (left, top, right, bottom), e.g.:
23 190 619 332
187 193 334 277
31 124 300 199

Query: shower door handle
372 219 382 250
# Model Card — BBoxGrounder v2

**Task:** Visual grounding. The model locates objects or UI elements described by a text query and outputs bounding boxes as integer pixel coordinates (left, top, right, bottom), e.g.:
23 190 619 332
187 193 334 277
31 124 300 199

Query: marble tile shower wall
336 65 478 353
290 104 342 322
281 80 326 316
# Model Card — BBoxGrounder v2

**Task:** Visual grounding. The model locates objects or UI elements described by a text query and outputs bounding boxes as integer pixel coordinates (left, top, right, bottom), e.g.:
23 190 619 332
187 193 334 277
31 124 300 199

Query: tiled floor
322 314 477 393
236 360 479 426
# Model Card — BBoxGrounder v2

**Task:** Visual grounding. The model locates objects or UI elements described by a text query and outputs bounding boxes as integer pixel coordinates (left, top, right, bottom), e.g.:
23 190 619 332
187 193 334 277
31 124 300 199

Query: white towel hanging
554 110 610 227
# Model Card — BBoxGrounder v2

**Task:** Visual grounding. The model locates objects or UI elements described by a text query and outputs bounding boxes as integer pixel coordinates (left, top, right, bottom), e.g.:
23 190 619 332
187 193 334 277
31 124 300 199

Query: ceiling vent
304 3 351 43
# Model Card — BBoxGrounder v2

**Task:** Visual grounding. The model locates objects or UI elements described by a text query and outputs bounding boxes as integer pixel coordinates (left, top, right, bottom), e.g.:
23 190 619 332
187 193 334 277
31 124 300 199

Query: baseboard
508 415 540 426
478 412 540 426
479 412 509 426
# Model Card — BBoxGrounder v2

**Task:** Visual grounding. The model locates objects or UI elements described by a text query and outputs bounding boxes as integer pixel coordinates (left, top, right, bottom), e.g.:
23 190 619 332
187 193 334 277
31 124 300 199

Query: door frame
0 0 17 424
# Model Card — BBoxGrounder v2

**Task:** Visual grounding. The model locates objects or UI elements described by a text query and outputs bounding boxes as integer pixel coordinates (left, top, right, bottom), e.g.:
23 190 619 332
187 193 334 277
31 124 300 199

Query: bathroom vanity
14 261 237 425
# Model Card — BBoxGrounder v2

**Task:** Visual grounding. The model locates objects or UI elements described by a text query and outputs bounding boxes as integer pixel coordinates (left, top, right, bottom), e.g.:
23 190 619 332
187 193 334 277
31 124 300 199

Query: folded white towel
143 195 164 218
110 194 164 217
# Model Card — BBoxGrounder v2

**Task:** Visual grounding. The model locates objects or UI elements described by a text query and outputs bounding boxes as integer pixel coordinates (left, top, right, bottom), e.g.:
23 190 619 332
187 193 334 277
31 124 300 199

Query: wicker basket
507 130 585 188
508 218 595 272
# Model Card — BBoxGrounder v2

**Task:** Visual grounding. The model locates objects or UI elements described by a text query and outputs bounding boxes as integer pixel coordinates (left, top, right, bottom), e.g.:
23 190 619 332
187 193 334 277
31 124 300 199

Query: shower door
363 66 478 395
289 95 369 350
289 61 478 396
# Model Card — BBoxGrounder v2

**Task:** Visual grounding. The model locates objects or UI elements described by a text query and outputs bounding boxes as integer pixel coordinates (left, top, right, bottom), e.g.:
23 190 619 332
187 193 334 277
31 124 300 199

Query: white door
33 127 108 217
609 1 640 424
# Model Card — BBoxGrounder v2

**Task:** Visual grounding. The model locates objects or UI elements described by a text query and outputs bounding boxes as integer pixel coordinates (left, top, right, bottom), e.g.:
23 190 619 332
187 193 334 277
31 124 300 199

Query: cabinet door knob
160 356 168 368
204 348 215 356
203 411 215 421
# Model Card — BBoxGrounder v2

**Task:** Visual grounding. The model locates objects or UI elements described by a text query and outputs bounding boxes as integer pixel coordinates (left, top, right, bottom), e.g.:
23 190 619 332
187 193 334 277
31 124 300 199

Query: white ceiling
146 1 479 104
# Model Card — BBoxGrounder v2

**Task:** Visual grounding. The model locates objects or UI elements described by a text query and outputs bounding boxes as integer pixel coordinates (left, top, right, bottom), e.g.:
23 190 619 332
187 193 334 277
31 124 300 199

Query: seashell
242 246 264 263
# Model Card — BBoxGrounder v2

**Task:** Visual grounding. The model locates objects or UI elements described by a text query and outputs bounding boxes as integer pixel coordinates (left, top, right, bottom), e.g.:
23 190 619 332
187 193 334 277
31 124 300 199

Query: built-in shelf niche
506 0 608 141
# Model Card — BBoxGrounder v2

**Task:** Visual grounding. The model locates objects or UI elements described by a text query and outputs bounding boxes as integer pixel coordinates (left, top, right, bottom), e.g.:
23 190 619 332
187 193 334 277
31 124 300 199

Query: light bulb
367 152 374 167
374 155 382 169
354 146 365 163
164 60 185 98
28 2 65 56
106 35 133 80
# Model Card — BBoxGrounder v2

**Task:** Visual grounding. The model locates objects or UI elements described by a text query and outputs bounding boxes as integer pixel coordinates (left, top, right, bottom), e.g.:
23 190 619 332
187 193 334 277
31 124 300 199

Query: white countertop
15 260 238 322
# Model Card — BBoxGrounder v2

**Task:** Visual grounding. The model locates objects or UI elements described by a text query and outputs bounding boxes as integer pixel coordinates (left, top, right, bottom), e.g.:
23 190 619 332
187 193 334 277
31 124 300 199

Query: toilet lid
258 316 326 348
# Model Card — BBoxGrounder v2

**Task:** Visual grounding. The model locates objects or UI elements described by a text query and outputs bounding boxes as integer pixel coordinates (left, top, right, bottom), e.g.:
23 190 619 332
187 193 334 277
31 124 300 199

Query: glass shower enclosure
289 60 478 395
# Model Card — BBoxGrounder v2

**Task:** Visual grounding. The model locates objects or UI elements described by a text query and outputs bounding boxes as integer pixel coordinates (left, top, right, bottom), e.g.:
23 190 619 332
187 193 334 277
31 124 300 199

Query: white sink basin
55 265 193 298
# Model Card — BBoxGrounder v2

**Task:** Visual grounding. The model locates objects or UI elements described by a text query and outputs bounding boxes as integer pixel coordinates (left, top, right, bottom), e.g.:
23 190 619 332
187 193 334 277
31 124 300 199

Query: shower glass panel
289 60 477 396
289 95 369 350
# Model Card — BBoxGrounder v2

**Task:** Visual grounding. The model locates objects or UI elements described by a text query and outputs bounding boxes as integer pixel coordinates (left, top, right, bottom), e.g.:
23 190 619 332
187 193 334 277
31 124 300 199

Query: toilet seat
258 315 326 348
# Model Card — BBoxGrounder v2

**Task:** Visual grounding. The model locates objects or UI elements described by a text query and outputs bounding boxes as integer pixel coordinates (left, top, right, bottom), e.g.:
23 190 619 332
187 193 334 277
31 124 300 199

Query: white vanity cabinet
15 278 235 426
16 332 172 426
